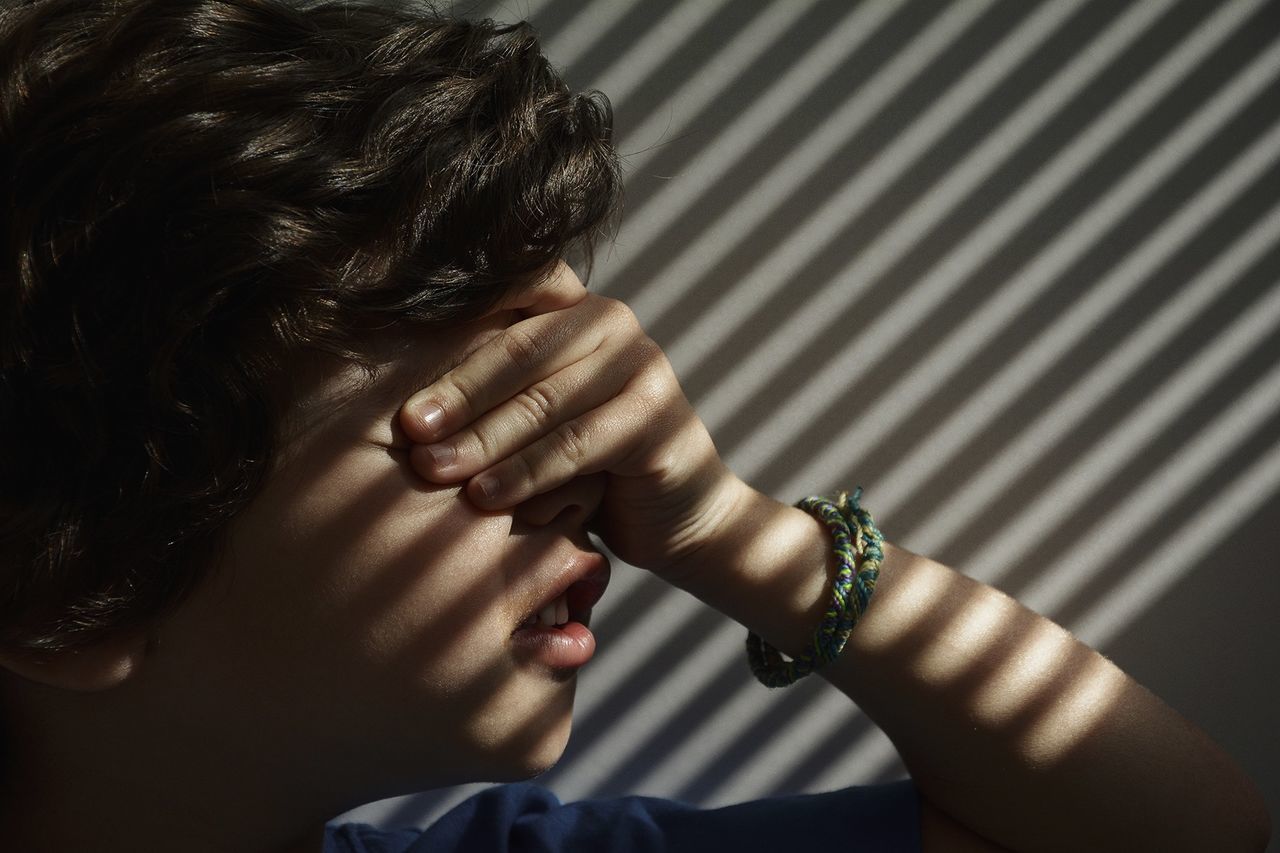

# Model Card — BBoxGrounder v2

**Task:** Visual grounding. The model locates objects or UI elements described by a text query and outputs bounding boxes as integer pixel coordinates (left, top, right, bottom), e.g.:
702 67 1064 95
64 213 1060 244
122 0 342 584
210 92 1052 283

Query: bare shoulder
920 797 1013 853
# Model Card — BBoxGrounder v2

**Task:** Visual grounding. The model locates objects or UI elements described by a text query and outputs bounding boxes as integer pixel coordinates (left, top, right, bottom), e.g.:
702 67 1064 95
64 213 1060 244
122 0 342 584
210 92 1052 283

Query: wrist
665 484 839 660
650 473 756 586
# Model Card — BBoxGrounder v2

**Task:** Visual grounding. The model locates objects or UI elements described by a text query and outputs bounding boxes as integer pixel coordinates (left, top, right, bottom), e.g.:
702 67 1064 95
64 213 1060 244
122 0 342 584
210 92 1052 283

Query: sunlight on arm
1016 654 1128 769
913 593 1009 689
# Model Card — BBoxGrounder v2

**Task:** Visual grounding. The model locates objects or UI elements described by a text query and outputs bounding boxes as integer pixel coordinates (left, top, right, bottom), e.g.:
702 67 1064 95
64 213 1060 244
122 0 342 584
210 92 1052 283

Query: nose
510 473 606 533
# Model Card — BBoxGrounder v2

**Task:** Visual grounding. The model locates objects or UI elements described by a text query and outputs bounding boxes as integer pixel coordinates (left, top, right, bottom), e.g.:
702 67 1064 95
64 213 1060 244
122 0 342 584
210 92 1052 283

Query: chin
486 709 574 782
465 665 580 781
507 722 574 780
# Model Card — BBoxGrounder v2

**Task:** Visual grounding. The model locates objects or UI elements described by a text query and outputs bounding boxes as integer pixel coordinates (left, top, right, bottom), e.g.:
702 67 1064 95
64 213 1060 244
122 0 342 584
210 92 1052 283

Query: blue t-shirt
325 779 921 852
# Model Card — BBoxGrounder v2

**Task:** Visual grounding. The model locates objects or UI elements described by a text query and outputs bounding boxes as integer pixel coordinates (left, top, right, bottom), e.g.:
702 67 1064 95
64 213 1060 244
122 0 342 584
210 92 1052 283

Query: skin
401 261 1272 852
0 282 609 852
0 261 1270 851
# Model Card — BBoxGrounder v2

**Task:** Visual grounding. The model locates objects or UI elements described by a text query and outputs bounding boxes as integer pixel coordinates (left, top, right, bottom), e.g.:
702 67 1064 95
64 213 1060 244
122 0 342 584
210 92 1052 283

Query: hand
397 261 748 580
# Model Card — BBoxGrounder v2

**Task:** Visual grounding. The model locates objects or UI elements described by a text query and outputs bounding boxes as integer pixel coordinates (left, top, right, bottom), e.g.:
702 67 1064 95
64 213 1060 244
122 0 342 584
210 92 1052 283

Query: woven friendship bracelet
746 487 883 688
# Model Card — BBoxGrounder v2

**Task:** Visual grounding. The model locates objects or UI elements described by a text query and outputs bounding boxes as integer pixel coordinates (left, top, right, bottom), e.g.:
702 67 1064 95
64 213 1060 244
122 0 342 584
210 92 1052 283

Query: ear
0 632 151 692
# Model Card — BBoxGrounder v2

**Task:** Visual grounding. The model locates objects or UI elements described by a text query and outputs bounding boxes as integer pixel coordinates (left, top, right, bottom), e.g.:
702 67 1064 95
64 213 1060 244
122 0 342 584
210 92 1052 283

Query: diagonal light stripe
948 279 1280 592
649 181 1280 801
466 0 556 26
612 0 824 161
590 80 1280 818
718 0 1265 464
880 120 1280 535
689 346 1280 800
542 0 641 73
653 685 847 800
694 682 861 806
586 0 738 112
545 604 748 794
660 0 1099 368
825 337 1280 790
565 573 696 713
602 0 937 295
1069 427 1280 650
747 1 1279 489
804 726 906 798
543 0 996 761
1014 325 1280 614
554 4 1274 800
635 335 1280 800
908 193 1280 554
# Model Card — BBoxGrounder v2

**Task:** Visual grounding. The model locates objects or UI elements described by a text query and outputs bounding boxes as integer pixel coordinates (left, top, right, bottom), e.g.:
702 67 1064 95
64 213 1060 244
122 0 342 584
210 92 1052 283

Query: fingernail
425 443 455 468
415 402 445 433
474 472 499 500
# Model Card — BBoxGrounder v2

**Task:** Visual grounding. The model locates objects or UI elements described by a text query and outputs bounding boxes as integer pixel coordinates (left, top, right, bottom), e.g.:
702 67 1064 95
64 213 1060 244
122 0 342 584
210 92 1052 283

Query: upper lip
515 547 611 629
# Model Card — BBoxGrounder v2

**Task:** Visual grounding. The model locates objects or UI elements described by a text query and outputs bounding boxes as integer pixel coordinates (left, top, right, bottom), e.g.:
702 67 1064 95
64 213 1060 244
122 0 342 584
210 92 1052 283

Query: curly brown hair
0 0 623 657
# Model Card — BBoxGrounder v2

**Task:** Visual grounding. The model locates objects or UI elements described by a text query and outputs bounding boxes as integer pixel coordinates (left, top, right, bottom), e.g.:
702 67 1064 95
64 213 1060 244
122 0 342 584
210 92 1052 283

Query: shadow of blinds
333 0 1280 829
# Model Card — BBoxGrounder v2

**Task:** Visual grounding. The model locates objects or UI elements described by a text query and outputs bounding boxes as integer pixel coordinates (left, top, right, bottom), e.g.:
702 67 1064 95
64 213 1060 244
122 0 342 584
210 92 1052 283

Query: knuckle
629 364 673 414
501 325 546 373
601 295 638 327
467 423 502 460
636 335 667 368
438 373 481 420
506 451 539 492
512 382 558 430
551 419 590 465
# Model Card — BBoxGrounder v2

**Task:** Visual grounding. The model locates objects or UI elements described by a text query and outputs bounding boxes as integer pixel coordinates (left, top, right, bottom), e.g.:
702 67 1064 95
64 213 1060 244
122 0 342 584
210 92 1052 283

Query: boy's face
141 305 609 805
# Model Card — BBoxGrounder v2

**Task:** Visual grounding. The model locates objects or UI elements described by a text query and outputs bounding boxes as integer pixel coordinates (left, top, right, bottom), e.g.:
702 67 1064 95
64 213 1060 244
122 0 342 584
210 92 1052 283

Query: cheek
299 480 513 678
355 506 514 683
162 438 582 785
222 447 514 688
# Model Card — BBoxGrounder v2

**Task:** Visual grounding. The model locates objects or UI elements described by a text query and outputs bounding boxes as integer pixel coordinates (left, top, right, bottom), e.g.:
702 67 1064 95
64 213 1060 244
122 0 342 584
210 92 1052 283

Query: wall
336 0 1280 844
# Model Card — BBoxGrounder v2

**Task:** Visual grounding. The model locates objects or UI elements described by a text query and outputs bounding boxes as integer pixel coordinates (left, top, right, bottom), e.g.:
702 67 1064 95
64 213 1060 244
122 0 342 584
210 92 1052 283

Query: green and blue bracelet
746 487 883 688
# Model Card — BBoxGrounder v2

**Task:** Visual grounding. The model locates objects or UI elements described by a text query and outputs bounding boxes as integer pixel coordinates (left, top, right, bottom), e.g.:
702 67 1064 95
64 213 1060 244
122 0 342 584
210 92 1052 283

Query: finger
400 297 605 441
462 388 651 509
460 352 683 510
496 259 588 318
410 339 637 483
399 293 629 442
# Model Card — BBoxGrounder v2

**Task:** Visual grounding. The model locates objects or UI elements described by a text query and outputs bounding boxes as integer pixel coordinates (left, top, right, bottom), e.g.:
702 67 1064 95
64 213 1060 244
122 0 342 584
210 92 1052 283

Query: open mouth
509 555 611 670
517 590 572 629
513 560 610 634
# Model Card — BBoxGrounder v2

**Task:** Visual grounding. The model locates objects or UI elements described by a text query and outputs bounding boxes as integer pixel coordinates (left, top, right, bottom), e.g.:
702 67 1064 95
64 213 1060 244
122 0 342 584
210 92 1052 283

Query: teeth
539 601 557 626
532 593 570 627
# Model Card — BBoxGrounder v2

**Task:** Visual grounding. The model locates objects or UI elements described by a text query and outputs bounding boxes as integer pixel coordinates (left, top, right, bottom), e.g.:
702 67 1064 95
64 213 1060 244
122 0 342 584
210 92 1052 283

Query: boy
0 1 1269 850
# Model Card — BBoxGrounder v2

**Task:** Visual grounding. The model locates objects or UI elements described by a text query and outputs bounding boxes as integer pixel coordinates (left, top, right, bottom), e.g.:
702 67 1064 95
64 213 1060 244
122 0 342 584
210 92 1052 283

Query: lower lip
509 621 596 669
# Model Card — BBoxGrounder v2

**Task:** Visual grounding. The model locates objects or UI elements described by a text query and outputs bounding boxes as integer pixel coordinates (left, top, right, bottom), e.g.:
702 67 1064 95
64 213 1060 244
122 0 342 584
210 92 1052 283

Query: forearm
674 481 1271 853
